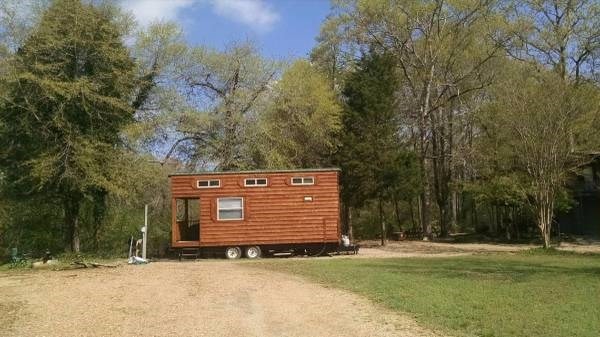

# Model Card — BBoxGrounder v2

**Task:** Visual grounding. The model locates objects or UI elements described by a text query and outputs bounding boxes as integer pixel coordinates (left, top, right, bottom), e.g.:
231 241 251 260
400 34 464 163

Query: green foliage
466 176 527 208
338 52 416 207
0 0 49 52
350 198 416 239
505 0 600 82
3 0 600 255
0 0 137 252
129 22 187 112
1 0 135 192
0 153 172 257
379 151 421 201
310 12 356 91
326 0 507 237
256 60 342 168
257 254 600 337
137 41 281 171
476 61 600 245
181 42 280 170
337 51 425 237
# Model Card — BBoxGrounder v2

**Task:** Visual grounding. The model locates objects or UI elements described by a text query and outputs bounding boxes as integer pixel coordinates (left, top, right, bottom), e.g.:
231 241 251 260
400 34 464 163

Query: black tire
244 246 262 259
225 246 242 259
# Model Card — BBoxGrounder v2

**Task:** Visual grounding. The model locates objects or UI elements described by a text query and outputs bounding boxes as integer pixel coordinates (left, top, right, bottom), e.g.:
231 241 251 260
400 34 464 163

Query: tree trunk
342 203 354 241
379 198 386 246
431 106 452 238
219 107 240 171
514 207 521 240
64 195 82 253
472 201 479 231
490 206 496 234
451 190 458 233
341 202 349 236
92 190 108 250
439 207 448 237
419 192 431 237
409 199 417 230
418 66 434 238
537 191 554 249
392 194 403 231
499 207 504 235
348 206 354 242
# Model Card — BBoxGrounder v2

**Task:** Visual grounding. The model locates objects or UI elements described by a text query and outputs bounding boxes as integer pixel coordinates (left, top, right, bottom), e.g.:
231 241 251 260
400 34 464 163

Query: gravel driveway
1 261 441 337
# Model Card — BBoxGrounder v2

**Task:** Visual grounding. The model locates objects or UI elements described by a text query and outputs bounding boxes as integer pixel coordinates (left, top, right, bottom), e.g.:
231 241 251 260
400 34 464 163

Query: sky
120 0 333 60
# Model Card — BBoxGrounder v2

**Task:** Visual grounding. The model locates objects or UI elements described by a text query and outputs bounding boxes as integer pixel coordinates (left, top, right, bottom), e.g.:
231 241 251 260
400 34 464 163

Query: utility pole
142 204 148 260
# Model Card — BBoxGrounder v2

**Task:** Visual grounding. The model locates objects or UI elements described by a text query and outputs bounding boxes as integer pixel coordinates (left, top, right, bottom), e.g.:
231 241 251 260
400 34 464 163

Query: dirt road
356 240 600 258
356 240 535 258
1 261 440 337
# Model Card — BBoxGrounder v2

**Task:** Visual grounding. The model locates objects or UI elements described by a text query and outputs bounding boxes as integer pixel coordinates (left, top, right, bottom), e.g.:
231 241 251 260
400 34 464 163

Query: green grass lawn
252 250 600 337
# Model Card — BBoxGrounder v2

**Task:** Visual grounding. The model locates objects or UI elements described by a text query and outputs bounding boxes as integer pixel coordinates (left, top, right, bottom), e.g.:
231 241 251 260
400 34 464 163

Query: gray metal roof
168 167 341 177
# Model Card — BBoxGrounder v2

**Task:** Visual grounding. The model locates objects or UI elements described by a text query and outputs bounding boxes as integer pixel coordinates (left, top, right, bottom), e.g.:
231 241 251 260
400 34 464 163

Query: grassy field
253 250 600 337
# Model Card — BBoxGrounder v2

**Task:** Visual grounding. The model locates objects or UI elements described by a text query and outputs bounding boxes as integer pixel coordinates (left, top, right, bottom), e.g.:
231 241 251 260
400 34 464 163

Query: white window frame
244 177 268 187
291 177 315 186
217 197 244 221
197 179 220 189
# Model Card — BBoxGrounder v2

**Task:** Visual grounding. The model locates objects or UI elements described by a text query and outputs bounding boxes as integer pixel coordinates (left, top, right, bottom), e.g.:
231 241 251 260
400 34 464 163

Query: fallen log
90 262 118 268
72 261 119 268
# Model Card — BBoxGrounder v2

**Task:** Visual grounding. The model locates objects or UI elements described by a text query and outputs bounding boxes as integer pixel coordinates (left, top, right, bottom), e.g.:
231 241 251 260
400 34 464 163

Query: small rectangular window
244 178 268 187
291 177 315 185
197 179 220 188
218 197 243 220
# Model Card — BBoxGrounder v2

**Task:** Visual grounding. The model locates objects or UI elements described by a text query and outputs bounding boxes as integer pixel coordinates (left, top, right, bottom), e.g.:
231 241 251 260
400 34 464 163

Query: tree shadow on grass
343 257 600 282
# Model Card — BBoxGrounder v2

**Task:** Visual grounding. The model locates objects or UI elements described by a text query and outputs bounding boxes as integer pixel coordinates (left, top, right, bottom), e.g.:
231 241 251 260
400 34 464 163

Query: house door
175 198 200 241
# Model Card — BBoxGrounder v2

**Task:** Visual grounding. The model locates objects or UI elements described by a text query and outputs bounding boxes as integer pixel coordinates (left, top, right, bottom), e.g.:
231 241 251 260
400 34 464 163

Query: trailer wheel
244 246 261 259
225 247 242 259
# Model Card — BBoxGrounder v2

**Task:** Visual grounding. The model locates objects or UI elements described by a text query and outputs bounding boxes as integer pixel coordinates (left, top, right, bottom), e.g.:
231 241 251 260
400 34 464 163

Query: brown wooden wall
170 170 340 248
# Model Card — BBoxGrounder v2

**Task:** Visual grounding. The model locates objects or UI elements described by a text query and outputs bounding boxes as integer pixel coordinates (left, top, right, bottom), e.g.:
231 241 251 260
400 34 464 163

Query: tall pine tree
338 52 402 245
0 0 135 252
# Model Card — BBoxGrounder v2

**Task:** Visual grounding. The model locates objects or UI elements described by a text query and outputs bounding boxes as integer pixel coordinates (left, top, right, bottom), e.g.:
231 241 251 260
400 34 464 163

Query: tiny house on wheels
169 168 355 259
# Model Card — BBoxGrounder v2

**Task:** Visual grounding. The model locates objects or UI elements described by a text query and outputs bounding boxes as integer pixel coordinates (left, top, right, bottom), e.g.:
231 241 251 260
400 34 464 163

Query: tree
0 0 49 52
256 60 342 168
380 151 422 232
310 13 356 91
129 22 188 112
0 0 136 252
123 22 190 154
173 42 279 171
0 1 50 98
325 0 504 237
339 52 402 245
480 64 600 247
505 0 600 83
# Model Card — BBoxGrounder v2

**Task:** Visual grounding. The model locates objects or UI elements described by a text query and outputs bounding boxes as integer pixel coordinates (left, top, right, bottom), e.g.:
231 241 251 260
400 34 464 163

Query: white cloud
121 0 195 26
121 0 280 32
210 0 279 32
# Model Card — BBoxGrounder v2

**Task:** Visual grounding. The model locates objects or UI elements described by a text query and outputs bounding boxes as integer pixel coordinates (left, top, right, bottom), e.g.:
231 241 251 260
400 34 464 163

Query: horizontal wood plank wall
171 171 340 247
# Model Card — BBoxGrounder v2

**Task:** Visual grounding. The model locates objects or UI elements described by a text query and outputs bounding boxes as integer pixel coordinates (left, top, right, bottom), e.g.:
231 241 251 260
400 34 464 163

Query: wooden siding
170 170 340 248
